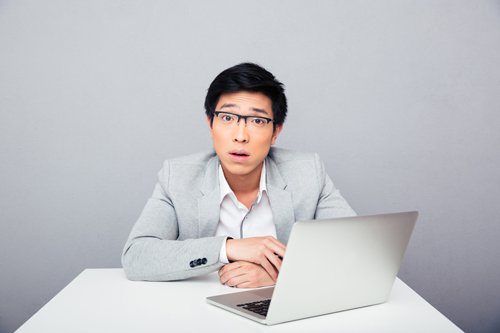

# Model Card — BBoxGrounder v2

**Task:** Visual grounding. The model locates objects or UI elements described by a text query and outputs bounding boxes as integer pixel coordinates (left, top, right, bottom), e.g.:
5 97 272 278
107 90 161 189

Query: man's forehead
216 91 272 115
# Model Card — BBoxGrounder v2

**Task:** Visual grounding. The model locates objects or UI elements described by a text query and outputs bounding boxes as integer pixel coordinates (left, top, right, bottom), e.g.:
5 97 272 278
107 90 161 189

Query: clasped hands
218 236 286 288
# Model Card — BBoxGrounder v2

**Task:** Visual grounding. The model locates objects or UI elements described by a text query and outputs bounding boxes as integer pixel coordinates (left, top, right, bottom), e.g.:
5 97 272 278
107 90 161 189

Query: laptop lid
207 211 418 325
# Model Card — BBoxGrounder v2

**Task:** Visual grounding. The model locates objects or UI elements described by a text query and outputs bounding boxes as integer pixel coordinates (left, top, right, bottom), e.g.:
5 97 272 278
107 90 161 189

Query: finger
219 261 242 276
226 273 251 288
219 263 238 281
263 249 283 272
220 267 243 284
220 265 247 284
263 239 286 258
236 281 254 288
236 282 251 288
260 259 278 281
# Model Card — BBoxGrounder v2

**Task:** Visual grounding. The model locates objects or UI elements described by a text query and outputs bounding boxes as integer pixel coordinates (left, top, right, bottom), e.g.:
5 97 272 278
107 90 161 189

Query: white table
15 269 463 333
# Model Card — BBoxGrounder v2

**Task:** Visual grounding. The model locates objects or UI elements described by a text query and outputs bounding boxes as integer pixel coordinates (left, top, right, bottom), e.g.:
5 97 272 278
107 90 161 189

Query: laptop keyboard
237 299 271 317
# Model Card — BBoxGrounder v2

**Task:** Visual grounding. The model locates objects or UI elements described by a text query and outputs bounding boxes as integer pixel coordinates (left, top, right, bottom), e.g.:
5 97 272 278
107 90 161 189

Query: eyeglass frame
213 111 275 128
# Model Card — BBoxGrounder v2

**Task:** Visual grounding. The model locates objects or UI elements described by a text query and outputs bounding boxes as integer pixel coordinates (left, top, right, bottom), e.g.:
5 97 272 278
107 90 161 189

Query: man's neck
222 163 263 197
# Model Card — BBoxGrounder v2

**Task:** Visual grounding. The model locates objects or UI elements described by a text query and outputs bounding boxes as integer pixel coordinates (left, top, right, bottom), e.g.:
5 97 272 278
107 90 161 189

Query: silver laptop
206 211 418 325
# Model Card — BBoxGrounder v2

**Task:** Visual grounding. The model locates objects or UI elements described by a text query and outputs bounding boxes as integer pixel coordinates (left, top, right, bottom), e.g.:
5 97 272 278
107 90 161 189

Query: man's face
208 91 283 179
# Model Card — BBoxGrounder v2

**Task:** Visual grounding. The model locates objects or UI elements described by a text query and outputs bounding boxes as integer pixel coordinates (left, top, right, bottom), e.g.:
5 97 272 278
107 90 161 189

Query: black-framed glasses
214 111 274 129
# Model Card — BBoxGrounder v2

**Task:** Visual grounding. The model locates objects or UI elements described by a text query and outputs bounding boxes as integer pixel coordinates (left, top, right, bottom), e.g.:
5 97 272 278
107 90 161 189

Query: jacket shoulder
158 151 217 192
267 147 325 189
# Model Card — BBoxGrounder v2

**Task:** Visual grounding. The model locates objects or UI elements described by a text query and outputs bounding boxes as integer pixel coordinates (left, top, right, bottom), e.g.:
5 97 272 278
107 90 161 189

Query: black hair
204 63 287 128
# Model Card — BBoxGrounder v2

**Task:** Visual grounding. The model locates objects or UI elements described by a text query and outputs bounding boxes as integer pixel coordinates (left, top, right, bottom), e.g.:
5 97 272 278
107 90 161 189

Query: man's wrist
219 237 233 264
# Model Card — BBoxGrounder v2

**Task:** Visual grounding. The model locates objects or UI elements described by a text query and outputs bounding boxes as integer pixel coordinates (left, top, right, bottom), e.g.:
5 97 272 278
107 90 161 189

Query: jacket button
196 258 202 266
189 261 195 268
201 258 207 264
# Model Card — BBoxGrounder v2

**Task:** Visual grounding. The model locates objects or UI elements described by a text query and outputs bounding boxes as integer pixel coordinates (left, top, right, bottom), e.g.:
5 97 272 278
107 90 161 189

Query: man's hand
219 261 276 288
225 236 286 281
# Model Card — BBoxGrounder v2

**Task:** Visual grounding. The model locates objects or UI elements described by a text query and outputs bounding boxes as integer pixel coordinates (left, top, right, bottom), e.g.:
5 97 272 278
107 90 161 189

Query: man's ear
207 116 213 137
271 124 283 145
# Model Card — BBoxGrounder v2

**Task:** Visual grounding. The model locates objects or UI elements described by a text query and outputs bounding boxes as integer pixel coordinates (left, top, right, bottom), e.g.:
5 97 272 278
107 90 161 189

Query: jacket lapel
266 156 295 244
197 155 221 237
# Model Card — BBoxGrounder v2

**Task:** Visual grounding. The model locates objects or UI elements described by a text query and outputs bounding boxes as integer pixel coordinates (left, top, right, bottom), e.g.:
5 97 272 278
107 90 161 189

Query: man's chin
221 161 262 178
224 166 253 178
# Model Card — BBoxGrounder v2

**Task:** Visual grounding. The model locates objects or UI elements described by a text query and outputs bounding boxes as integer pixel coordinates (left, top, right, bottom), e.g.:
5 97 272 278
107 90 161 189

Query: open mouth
229 150 250 159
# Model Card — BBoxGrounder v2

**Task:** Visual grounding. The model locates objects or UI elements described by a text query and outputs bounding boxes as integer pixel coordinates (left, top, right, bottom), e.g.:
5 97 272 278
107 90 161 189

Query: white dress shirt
215 161 276 263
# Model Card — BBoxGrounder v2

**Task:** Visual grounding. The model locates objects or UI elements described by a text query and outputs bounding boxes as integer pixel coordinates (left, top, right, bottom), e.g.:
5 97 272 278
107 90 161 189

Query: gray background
1 1 499 332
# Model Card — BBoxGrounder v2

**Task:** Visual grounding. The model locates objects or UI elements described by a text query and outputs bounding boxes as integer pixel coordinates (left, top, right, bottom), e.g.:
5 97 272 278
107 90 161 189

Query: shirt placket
239 197 260 239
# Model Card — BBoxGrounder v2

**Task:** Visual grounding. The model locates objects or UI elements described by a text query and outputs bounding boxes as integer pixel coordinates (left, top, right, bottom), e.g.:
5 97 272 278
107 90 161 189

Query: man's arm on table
121 181 228 281
121 160 285 283
122 159 229 281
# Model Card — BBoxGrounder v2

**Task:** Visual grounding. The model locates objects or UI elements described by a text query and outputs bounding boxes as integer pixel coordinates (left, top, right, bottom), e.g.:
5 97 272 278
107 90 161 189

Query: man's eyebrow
219 103 239 109
250 108 269 115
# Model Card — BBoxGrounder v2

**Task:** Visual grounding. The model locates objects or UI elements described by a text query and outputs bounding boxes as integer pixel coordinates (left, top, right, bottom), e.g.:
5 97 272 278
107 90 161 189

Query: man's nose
233 118 249 142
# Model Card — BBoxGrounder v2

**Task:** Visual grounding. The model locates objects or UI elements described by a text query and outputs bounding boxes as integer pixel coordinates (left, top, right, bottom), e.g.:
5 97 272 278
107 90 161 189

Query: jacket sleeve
313 153 357 219
121 161 226 281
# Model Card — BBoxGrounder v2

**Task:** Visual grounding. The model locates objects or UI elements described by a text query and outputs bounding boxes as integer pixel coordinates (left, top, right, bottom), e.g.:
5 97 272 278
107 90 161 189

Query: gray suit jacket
122 147 356 281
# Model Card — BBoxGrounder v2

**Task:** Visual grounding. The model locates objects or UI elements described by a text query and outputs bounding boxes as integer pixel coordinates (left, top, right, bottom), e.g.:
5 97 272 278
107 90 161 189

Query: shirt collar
219 161 267 205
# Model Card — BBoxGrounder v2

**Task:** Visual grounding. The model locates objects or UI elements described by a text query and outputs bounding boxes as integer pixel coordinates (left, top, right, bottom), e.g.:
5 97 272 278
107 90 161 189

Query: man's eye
252 118 266 125
222 115 234 121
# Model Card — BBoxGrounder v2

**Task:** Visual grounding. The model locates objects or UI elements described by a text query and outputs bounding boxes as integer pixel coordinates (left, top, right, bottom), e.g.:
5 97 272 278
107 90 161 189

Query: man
122 63 356 288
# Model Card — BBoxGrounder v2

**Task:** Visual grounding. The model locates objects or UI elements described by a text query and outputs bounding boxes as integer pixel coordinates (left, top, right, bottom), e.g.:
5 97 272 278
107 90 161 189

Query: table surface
15 269 463 333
